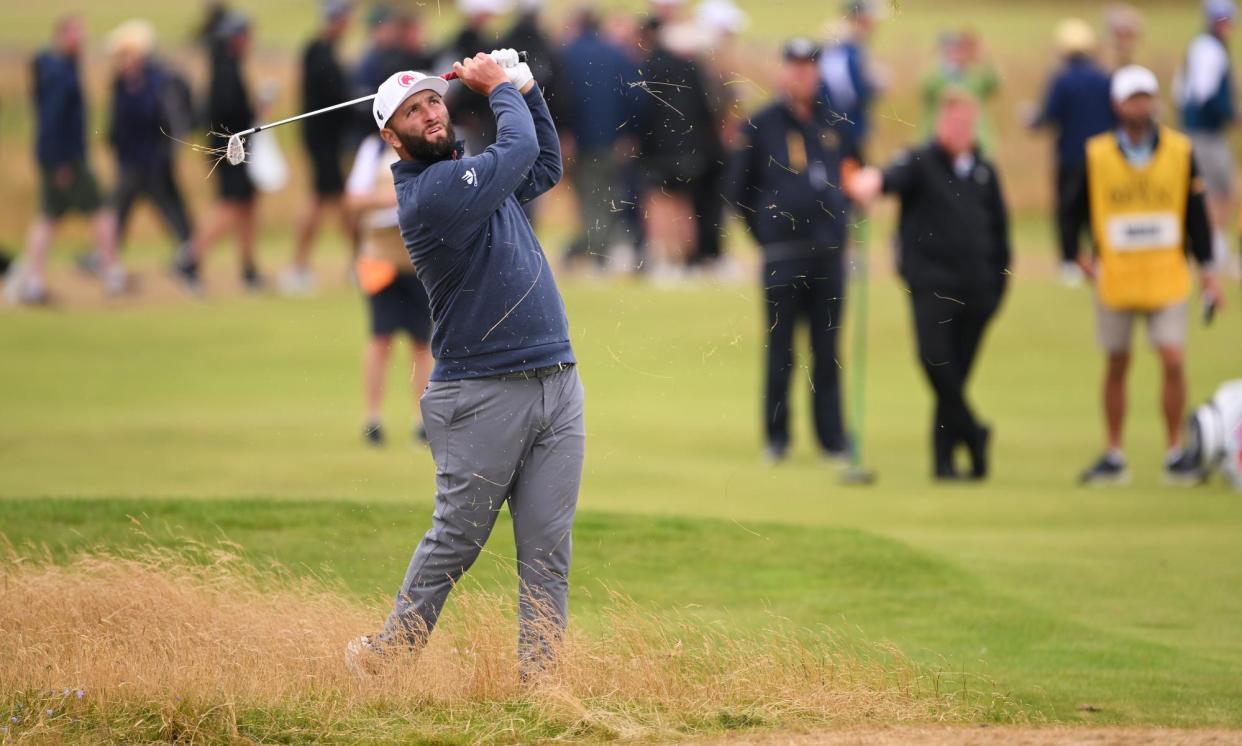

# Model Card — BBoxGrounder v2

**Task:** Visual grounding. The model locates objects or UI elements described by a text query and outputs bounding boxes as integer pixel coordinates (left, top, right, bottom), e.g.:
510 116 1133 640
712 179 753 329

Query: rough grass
0 539 1016 744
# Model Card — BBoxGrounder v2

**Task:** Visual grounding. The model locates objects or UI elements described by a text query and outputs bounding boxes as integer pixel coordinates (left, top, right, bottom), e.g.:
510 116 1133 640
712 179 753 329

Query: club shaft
233 51 527 138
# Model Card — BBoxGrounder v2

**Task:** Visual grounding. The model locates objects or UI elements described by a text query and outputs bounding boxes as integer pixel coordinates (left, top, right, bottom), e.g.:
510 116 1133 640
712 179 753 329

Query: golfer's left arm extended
514 83 563 204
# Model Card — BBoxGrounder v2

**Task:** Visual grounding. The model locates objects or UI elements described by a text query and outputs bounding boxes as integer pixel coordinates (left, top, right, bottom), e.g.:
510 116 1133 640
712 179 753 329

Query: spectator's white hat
457 0 511 15
1205 0 1237 22
696 0 748 34
373 71 449 130
1111 64 1159 103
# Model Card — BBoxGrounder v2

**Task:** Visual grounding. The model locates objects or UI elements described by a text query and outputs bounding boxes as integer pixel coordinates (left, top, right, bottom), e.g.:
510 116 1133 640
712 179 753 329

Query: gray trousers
380 366 585 665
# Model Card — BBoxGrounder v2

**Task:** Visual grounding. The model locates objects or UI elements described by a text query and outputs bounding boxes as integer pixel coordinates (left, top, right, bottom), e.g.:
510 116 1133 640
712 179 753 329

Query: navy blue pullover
393 82 572 381
31 49 86 168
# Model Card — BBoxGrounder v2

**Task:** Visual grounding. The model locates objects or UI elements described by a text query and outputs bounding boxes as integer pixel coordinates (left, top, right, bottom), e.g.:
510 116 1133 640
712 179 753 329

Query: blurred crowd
2 0 1237 485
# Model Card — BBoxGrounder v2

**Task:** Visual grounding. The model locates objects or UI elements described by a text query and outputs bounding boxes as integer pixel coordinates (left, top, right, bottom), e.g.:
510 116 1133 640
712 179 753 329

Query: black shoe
764 442 787 465
933 426 959 480
242 265 264 293
171 258 201 295
363 423 384 447
414 424 428 445
967 424 990 480
1080 452 1129 486
1163 450 1206 486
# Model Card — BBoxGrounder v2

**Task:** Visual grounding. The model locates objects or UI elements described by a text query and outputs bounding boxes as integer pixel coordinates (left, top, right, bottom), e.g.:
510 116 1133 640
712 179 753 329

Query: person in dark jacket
106 20 195 274
1028 19 1115 286
188 12 261 292
10 15 121 305
559 8 639 270
440 0 505 154
281 0 353 296
727 38 854 464
849 89 1010 480
346 54 583 676
635 17 721 281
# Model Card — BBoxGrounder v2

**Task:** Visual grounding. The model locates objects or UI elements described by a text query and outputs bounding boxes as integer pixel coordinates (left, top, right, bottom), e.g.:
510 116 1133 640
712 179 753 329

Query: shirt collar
1114 126 1158 166
391 140 467 183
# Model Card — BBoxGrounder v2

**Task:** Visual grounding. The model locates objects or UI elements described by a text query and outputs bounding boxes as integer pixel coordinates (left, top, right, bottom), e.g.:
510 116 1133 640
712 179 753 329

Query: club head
225 134 246 165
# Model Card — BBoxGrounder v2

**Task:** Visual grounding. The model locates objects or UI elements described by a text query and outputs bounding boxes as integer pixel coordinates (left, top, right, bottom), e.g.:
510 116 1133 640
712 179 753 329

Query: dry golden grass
0 541 1015 743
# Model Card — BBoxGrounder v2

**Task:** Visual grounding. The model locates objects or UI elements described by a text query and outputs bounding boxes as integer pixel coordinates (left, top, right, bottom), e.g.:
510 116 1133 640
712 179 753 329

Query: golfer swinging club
347 50 583 674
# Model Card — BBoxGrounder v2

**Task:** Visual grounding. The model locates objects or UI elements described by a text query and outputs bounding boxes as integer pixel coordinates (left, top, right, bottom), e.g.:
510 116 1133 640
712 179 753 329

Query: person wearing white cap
1177 0 1238 275
1072 65 1224 486
347 52 584 677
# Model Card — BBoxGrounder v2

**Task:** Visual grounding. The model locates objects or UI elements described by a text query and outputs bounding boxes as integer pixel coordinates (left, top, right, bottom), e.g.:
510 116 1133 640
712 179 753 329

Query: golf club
223 51 528 166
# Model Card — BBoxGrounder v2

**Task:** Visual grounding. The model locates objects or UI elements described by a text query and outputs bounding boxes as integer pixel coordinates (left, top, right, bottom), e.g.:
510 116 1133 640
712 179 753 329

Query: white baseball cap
1111 64 1159 103
372 70 449 130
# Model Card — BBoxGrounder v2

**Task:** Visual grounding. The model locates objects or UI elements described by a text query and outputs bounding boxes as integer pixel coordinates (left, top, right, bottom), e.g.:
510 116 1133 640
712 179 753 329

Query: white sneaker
278 266 316 297
1058 261 1084 288
344 634 385 678
103 265 130 297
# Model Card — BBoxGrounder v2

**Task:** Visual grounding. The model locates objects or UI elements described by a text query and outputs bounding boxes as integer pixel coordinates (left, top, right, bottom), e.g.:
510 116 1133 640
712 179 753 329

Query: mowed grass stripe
2 496 1239 726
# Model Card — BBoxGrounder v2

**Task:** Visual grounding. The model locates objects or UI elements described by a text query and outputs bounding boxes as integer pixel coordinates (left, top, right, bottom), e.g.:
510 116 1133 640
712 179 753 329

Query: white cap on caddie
1111 64 1159 103
372 71 449 130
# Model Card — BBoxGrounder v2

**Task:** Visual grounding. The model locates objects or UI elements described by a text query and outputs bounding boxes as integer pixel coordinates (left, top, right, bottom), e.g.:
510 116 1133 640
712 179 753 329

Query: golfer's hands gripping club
454 53 510 96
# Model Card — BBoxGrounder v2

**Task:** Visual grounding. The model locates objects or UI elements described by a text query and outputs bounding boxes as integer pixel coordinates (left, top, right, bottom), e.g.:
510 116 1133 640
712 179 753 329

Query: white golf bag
1185 379 1242 491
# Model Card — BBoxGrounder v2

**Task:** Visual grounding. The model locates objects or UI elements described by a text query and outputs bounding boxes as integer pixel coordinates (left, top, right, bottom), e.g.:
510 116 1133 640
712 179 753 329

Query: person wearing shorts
1071 66 1223 486
8 15 121 305
344 134 433 446
280 0 354 296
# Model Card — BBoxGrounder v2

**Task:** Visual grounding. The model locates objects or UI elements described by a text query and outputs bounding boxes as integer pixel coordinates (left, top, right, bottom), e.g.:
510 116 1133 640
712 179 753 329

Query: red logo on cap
398 73 416 87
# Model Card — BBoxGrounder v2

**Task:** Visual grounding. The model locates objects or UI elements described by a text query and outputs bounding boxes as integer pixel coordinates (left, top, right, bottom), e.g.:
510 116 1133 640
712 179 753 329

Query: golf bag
1185 379 1242 490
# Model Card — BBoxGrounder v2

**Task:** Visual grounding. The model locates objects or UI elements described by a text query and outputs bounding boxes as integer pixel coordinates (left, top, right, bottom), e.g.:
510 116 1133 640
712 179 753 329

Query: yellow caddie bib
1086 126 1193 311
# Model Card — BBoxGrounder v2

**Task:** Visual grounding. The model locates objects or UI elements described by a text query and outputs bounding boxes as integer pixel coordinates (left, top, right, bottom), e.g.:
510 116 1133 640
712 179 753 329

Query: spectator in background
1073 66 1222 485
352 5 404 144
1177 0 1238 275
559 8 639 273
501 0 564 123
635 17 721 282
188 12 260 292
1104 3 1143 68
442 0 506 153
281 0 353 296
820 0 879 154
344 135 433 447
727 38 854 465
849 90 1010 481
106 20 195 280
1028 18 1115 287
692 0 749 277
396 11 436 72
7 15 121 305
921 28 1000 155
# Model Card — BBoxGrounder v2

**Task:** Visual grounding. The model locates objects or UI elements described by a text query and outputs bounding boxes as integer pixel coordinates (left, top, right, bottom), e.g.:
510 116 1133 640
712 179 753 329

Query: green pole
843 214 876 485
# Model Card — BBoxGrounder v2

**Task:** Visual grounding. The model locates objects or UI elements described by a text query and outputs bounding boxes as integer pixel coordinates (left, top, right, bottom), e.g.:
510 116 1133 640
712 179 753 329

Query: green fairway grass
2 266 1240 727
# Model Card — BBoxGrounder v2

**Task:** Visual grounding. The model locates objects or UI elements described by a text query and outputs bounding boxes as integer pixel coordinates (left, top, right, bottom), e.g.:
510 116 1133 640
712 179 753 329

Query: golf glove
489 48 521 68
505 62 534 91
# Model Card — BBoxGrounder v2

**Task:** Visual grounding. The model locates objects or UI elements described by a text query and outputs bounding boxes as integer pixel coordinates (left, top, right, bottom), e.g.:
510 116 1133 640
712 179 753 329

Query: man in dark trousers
559 8 639 270
106 20 195 276
346 52 583 675
727 38 852 464
849 89 1010 480
1028 19 1115 286
282 0 352 295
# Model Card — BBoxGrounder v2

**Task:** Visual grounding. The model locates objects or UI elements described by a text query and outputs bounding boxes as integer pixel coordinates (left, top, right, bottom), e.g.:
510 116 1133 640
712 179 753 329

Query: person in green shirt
920 28 1000 154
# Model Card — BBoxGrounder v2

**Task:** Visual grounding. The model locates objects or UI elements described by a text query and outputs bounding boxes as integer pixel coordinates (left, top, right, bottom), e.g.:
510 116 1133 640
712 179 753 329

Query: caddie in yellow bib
1085 125 1192 311
1072 64 1223 488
